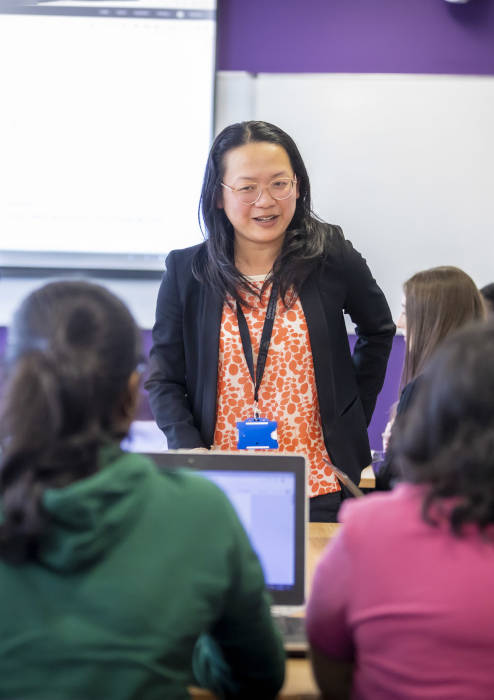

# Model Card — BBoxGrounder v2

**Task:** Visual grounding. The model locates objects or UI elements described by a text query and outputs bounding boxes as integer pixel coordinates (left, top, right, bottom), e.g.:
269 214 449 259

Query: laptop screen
145 451 306 606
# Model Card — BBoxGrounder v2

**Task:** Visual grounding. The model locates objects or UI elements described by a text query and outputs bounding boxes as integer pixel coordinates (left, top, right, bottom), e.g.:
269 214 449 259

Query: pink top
306 484 494 699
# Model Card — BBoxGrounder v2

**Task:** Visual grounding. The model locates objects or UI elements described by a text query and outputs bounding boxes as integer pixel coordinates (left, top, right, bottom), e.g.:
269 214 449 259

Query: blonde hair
401 266 485 387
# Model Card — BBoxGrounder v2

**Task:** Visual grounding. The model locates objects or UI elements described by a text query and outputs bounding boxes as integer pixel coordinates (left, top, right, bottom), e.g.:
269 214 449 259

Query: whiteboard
246 73 494 319
0 0 215 270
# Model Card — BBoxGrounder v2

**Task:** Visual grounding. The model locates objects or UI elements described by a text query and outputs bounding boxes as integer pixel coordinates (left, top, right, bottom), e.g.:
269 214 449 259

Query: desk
359 465 375 489
191 661 320 700
190 523 341 700
307 522 340 590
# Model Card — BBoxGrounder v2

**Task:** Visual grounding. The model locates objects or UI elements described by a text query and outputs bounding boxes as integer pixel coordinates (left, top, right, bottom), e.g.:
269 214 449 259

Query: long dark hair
193 120 332 307
481 282 494 314
392 319 494 533
401 266 485 388
0 281 142 563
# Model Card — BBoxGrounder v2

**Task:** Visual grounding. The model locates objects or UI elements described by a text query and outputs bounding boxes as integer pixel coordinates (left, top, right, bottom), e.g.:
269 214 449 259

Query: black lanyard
236 281 279 415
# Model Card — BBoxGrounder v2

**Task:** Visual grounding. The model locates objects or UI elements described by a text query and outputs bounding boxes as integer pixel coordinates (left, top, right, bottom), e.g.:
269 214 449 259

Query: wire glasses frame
220 176 297 206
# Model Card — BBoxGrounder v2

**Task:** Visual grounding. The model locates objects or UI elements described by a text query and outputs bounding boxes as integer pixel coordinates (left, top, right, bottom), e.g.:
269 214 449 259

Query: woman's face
397 294 407 338
217 141 299 254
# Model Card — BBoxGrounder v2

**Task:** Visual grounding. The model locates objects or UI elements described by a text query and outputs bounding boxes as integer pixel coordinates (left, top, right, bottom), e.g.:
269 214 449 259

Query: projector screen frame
0 0 217 276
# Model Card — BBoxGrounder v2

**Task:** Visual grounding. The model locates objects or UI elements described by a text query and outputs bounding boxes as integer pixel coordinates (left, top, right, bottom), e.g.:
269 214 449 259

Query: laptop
144 450 308 654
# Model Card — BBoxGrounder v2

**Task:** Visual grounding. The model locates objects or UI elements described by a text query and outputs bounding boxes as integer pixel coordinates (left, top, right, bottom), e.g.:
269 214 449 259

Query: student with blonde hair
398 266 485 410
377 265 485 489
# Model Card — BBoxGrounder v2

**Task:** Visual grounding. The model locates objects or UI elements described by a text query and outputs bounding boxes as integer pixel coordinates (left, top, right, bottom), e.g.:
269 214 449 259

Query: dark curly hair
0 281 142 564
391 318 494 534
481 282 494 314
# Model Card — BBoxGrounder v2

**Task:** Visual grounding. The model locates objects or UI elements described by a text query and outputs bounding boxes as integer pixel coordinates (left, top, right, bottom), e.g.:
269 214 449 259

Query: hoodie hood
39 446 153 572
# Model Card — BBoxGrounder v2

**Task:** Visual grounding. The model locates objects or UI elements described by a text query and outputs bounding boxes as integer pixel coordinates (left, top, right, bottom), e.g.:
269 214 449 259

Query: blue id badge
237 417 278 450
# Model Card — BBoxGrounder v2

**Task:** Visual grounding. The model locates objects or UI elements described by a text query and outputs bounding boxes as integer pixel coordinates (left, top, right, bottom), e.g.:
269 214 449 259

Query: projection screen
0 0 216 271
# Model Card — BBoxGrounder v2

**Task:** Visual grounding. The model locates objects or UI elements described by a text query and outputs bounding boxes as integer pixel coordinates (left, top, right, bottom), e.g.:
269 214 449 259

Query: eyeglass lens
237 178 294 204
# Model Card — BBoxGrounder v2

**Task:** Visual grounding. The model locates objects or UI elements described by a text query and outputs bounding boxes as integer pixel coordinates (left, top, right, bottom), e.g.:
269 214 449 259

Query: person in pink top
306 318 494 699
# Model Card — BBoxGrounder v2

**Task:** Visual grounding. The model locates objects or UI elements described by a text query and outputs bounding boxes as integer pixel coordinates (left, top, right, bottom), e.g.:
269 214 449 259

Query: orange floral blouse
213 278 339 498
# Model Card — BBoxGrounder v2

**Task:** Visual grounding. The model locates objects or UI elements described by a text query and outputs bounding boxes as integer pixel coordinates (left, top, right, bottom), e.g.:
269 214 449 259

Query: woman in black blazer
146 121 395 521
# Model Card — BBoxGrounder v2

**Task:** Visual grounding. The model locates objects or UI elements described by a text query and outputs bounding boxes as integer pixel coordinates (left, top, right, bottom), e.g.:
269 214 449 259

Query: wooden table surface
359 464 375 489
191 658 321 700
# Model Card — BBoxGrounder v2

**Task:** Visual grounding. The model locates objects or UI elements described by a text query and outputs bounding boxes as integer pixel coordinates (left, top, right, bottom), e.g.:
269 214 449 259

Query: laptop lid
145 451 307 607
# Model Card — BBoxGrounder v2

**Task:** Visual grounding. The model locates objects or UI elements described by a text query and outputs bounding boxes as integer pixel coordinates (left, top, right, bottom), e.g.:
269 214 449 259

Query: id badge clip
237 405 278 450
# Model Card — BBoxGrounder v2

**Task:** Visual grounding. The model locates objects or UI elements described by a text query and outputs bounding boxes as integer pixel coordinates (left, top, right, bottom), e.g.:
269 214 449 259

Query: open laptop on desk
144 450 308 655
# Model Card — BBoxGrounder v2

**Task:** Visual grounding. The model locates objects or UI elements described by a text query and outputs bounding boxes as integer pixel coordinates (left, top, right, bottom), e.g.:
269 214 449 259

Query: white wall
218 71 494 319
1 70 493 327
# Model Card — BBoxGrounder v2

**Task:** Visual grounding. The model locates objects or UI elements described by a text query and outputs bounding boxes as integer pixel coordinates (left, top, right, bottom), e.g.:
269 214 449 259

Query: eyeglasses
221 176 297 206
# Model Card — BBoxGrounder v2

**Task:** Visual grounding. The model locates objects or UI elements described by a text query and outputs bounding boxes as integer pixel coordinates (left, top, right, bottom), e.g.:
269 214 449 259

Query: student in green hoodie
0 280 284 700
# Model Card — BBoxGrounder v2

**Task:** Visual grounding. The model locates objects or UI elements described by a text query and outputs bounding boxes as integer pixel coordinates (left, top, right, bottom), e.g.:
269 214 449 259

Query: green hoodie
0 447 285 699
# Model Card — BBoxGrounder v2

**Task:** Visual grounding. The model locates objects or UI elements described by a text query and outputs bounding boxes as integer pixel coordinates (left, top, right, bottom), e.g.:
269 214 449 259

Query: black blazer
145 230 395 485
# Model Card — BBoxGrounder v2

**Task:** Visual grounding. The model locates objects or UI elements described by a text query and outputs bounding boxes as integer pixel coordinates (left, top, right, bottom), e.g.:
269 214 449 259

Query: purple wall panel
0 326 403 451
138 329 154 420
0 327 154 421
217 0 494 75
0 326 6 408
349 333 405 451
